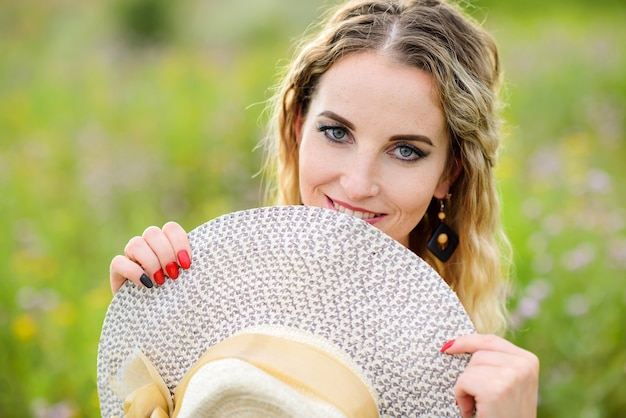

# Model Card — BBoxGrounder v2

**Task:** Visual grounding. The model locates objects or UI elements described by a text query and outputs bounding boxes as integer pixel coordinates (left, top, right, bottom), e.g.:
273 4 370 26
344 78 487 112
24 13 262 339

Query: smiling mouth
330 199 383 220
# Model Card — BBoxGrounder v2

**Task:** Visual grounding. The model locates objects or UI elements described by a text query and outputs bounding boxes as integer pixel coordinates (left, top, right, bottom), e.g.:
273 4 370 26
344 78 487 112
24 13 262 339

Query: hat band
173 332 379 417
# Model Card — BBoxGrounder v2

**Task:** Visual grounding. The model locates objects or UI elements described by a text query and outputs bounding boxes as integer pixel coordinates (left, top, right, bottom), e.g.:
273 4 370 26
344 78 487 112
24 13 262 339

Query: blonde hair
262 0 511 335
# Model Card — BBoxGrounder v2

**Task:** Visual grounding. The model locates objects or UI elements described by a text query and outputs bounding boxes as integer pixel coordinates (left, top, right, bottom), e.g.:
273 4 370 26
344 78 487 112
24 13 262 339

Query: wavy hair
261 0 511 335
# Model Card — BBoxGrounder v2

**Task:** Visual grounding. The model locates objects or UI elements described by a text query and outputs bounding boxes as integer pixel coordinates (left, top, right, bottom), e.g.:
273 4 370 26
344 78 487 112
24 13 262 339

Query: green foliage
0 1 624 417
492 13 626 417
111 0 177 45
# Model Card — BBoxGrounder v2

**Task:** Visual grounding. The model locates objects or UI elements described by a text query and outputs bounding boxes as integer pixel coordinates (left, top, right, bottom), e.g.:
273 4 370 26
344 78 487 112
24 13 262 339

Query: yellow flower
12 313 37 341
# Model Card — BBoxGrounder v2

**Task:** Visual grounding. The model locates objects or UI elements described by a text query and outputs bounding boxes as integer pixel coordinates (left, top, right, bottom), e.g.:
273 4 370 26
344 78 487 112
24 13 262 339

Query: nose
340 152 380 200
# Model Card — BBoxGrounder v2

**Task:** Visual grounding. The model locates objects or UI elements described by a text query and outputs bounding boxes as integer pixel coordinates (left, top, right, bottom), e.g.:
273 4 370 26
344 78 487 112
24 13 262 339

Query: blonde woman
110 0 539 416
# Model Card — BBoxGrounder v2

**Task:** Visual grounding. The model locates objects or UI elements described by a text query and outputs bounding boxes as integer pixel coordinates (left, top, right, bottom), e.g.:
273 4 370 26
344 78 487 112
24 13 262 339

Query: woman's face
297 52 454 247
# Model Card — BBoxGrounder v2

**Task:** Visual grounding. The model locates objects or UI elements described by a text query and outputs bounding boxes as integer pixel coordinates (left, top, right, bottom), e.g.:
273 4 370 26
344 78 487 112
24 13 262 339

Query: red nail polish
166 262 179 279
153 269 165 286
177 250 191 270
440 339 455 353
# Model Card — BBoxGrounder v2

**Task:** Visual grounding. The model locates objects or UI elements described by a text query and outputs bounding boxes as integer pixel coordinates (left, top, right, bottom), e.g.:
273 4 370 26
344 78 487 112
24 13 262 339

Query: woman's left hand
442 334 539 418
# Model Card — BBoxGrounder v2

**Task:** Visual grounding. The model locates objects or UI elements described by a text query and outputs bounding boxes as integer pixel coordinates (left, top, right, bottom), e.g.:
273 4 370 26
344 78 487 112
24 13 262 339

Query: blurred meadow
1 0 625 416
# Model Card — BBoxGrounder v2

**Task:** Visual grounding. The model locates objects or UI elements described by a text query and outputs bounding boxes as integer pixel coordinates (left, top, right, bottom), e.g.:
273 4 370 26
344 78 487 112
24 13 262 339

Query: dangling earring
426 196 459 262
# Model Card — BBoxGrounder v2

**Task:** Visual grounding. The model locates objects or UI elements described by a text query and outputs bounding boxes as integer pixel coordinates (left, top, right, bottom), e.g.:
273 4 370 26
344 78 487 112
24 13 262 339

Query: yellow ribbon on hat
121 384 169 418
110 349 173 418
112 333 379 418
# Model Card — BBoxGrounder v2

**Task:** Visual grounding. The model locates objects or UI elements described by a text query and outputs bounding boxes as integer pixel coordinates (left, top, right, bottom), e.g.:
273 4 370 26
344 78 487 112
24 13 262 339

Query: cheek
298 136 334 199
397 187 431 218
388 169 441 218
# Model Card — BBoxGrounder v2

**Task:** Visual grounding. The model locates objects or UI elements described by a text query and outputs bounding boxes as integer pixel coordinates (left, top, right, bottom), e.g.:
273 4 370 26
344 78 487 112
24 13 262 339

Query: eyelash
316 123 427 162
317 124 350 143
389 143 427 161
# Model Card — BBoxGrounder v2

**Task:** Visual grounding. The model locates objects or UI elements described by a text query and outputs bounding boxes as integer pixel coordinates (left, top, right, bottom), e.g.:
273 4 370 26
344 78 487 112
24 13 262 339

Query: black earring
427 197 459 262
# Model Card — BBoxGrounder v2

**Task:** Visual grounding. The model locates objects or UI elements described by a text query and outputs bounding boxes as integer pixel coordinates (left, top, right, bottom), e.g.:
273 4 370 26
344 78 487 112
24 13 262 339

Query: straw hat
97 206 475 417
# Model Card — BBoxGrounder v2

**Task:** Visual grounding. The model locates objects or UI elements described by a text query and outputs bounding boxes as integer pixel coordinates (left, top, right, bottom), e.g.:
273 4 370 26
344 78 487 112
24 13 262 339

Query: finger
441 334 532 358
162 221 192 270
457 361 516 396
466 349 531 369
456 393 475 418
454 365 497 417
466 350 540 396
141 226 179 279
110 255 152 293
125 235 167 285
454 356 539 418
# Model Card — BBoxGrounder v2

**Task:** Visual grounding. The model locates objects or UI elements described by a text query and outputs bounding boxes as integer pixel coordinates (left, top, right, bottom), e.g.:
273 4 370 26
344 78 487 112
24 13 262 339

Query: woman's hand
109 222 191 294
442 334 539 418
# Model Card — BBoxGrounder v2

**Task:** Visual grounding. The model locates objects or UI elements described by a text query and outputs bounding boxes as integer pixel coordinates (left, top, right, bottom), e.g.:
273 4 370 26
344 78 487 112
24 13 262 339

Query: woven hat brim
97 206 475 417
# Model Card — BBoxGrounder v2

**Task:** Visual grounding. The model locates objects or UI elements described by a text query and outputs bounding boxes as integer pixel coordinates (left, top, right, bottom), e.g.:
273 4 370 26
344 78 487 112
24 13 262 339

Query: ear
434 158 462 199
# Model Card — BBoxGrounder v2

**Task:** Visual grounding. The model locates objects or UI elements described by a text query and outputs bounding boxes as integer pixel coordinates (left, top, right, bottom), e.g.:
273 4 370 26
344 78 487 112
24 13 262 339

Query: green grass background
1 0 624 416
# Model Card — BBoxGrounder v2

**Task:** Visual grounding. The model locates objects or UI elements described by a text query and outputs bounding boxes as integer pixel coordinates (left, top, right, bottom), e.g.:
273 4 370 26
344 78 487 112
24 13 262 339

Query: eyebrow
317 110 435 147
389 133 434 147
318 111 355 130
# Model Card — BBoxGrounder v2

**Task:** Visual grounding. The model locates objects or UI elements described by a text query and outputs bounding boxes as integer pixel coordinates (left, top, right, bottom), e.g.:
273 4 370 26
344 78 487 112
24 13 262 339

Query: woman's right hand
109 221 192 294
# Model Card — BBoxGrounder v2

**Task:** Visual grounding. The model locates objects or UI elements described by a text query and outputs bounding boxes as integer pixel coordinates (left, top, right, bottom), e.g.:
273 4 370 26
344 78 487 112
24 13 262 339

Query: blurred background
1 0 624 416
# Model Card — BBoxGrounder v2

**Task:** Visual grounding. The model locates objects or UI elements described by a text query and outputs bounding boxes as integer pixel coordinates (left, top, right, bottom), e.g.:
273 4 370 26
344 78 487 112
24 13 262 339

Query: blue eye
328 127 347 140
317 124 350 143
391 144 425 161
398 146 414 158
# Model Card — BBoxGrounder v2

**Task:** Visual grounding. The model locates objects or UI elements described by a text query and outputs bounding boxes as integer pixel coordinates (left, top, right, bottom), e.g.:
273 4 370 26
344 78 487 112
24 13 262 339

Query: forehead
310 52 447 139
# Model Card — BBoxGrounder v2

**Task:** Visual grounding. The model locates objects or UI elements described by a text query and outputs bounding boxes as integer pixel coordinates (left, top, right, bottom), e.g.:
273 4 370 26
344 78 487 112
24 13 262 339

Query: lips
327 197 385 222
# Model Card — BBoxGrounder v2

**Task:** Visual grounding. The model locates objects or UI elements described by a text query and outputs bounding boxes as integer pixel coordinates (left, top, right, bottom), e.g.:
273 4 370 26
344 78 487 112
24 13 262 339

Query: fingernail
140 273 153 288
153 269 165 286
440 339 456 353
177 250 191 270
166 262 179 279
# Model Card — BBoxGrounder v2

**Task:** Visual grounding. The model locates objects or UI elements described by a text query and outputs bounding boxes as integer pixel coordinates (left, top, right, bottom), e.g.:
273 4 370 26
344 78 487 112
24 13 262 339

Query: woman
110 0 539 416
